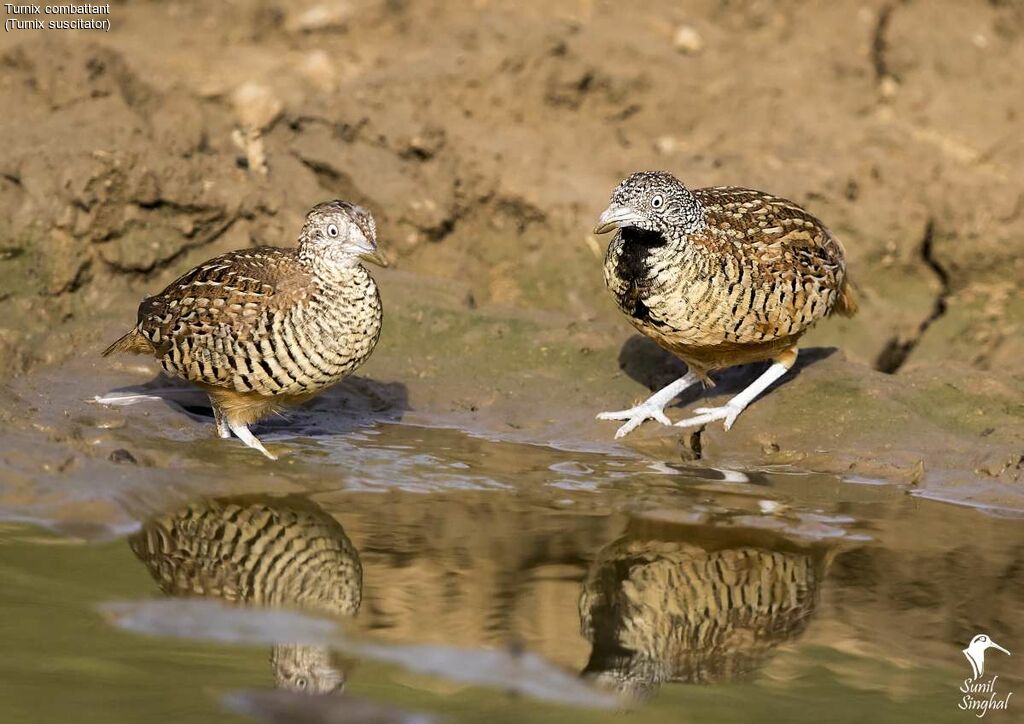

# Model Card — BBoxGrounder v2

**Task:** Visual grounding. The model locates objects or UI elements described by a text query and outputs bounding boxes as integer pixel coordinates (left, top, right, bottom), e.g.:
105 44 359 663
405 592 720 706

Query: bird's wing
691 187 849 336
136 247 311 359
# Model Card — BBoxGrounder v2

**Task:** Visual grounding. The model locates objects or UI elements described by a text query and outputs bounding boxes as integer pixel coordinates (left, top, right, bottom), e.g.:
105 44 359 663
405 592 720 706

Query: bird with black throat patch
593 171 856 438
101 200 388 459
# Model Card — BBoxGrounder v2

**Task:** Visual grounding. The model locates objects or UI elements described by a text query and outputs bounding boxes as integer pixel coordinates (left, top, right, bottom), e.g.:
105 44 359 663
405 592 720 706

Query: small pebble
286 2 351 33
878 76 900 99
654 135 679 155
109 449 138 465
759 500 782 514
673 25 704 55
297 50 338 91
231 82 283 131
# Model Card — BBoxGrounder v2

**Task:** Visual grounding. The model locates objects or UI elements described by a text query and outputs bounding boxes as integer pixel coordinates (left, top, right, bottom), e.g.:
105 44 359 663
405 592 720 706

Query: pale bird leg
597 371 701 439
210 398 231 440
674 350 797 431
227 421 277 460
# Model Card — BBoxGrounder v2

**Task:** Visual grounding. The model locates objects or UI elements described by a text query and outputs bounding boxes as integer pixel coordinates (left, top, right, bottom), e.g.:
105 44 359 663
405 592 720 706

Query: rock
297 50 338 91
109 448 138 465
286 2 351 33
673 25 704 54
231 82 283 131
878 75 900 99
232 127 269 177
402 126 446 161
405 197 449 234
654 135 680 156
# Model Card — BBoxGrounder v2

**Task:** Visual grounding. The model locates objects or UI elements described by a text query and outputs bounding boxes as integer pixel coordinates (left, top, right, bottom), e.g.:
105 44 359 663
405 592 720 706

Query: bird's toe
599 402 675 437
652 409 672 426
675 403 743 430
614 420 640 439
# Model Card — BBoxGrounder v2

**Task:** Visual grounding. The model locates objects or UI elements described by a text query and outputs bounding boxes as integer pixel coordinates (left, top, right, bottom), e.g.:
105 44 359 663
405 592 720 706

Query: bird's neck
299 251 369 287
614 227 666 281
612 226 696 281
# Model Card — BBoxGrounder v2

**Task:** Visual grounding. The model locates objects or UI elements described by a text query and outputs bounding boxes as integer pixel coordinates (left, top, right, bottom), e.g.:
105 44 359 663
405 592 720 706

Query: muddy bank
0 0 1022 507
0 269 1020 521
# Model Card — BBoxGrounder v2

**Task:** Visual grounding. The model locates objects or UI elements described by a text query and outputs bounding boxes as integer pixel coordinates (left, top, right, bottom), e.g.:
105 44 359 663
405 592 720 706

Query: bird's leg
675 349 797 431
209 396 231 439
597 370 702 439
227 420 278 460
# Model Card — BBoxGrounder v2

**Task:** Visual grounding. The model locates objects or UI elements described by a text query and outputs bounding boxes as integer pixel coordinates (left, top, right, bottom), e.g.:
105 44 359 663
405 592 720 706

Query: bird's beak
988 641 1011 656
358 248 389 267
594 204 642 234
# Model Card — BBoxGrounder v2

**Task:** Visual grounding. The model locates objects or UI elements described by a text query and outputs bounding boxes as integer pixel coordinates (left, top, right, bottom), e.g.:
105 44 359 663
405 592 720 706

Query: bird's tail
833 277 859 318
102 328 153 357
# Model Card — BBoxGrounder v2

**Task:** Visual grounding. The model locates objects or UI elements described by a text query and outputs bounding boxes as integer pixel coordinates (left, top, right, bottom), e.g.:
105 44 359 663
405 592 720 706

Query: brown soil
0 1 1021 506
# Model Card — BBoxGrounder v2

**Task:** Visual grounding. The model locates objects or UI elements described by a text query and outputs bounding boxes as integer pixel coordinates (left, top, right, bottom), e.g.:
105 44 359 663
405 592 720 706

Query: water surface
1 416 1021 723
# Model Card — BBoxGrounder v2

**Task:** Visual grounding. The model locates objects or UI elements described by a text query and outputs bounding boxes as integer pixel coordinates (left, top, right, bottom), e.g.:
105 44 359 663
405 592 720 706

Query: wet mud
0 1 1023 722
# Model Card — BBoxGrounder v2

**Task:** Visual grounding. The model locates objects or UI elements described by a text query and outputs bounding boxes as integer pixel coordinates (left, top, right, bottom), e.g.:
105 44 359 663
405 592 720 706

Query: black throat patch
617 227 666 280
614 227 667 322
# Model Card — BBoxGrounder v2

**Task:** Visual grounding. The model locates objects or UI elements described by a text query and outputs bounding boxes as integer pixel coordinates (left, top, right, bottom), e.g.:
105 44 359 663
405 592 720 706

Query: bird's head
299 200 388 268
968 634 1011 657
272 644 349 694
594 171 702 238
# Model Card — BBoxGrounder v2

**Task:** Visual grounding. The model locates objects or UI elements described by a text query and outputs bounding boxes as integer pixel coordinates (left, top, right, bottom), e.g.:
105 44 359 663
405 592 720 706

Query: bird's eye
651 195 664 209
295 676 308 690
327 224 339 238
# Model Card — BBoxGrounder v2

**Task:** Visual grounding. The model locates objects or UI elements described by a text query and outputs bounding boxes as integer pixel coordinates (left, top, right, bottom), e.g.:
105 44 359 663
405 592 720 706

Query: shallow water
1 402 1023 723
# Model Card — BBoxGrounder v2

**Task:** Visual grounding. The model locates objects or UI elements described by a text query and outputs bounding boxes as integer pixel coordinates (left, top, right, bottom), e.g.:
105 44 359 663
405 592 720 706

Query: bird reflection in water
129 495 361 694
579 517 833 701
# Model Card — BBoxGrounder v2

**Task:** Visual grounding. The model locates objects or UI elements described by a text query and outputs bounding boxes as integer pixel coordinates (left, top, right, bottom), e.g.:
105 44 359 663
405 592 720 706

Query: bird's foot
227 422 278 460
597 401 673 439
673 402 745 431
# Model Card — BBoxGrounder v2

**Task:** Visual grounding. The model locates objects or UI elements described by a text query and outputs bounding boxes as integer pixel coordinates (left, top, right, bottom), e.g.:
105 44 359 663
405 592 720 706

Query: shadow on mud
100 374 410 439
616 334 837 404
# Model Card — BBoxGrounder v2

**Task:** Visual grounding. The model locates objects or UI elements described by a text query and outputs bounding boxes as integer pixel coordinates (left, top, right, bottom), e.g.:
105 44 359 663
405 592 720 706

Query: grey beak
358 248 389 267
988 640 1011 656
594 204 641 234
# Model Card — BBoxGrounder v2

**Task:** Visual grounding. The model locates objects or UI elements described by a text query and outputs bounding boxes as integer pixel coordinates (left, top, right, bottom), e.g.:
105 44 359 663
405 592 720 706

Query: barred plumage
579 525 827 699
130 496 362 694
103 200 387 458
595 172 856 437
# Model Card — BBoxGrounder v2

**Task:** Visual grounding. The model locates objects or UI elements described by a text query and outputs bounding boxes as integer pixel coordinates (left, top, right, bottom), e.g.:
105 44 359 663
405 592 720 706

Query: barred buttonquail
594 171 856 437
579 527 825 699
130 496 362 694
103 201 387 459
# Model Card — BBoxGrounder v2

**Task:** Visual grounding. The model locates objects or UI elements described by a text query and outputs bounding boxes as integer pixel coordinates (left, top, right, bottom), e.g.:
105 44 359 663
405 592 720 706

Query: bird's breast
294 274 382 373
233 272 381 396
604 230 666 324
